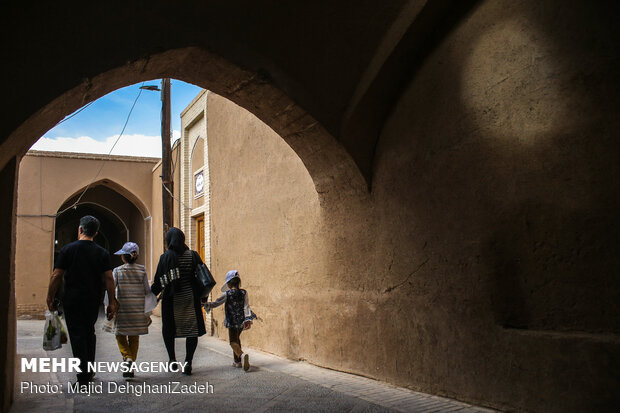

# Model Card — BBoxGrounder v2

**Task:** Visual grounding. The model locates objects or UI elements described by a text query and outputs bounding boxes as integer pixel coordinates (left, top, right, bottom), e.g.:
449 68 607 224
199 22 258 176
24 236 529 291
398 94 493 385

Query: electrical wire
162 179 192 211
55 101 95 126
17 216 54 233
168 138 183 224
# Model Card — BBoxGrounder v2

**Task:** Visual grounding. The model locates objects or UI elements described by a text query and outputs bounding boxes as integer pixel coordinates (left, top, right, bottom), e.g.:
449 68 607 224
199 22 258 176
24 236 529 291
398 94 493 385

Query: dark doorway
54 202 127 268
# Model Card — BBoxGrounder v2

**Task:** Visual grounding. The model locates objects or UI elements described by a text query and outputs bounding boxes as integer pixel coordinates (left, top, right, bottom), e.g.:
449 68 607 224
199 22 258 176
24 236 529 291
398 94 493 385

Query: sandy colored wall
207 92 324 346
180 93 208 251
206 2 619 410
15 152 157 317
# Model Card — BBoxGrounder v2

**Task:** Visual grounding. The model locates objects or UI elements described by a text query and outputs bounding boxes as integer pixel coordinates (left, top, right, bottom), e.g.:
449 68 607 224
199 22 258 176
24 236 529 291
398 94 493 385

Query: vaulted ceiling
1 0 478 183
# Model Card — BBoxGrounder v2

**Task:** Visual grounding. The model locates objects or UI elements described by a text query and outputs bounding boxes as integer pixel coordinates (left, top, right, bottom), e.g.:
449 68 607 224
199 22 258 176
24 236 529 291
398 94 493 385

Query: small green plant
45 323 56 341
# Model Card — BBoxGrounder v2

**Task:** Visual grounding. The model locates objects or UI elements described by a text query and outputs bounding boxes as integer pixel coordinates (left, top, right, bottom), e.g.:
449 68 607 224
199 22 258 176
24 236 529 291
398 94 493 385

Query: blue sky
32 79 203 157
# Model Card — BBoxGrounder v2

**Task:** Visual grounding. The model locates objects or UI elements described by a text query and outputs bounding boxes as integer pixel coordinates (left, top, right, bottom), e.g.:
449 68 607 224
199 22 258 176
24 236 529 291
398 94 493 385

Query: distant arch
56 201 130 241
54 181 149 268
57 178 150 220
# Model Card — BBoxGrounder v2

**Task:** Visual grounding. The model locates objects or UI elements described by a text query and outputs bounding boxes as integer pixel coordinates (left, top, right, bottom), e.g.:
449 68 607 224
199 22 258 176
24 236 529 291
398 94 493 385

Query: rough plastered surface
0 1 619 412
206 3 619 412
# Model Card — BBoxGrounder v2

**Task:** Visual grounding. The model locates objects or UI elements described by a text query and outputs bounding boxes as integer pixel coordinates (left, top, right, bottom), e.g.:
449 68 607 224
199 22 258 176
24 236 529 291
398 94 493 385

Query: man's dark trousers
63 301 100 383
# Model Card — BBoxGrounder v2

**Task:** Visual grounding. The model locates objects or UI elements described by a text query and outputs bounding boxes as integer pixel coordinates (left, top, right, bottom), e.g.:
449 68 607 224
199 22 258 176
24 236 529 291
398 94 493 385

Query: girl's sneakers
242 353 250 372
122 358 134 378
232 361 242 368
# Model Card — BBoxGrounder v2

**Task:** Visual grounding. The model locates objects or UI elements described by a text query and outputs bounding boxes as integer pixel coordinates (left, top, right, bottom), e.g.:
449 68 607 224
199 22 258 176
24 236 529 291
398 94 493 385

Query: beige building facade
177 90 213 330
179 90 210 267
15 152 160 317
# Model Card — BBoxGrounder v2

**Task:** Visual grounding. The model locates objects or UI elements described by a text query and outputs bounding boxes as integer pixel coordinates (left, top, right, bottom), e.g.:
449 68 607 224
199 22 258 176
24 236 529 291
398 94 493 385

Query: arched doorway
54 202 128 269
55 183 148 269
0 50 367 410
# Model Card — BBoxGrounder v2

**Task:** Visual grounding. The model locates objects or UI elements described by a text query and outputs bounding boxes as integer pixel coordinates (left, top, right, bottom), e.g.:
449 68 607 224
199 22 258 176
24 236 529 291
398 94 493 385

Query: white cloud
30 131 181 158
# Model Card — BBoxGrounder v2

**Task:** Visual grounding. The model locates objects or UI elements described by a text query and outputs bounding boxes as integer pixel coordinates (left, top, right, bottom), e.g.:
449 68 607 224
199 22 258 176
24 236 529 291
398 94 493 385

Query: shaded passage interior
0 1 619 413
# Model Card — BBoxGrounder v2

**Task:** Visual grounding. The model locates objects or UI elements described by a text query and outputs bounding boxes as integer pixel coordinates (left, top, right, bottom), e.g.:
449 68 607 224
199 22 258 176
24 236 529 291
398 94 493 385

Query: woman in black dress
151 228 205 375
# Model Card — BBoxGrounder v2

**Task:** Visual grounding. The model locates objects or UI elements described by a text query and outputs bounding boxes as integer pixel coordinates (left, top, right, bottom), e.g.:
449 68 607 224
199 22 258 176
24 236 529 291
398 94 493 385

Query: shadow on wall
375 0 620 336
471 2 620 335
488 200 620 333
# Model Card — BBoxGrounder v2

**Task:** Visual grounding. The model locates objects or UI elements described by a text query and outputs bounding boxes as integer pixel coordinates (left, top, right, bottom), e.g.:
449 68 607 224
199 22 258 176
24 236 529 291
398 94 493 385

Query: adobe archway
59 178 151 221
1 47 368 200
3 2 619 412
54 182 149 269
1 47 369 411
14 176 152 320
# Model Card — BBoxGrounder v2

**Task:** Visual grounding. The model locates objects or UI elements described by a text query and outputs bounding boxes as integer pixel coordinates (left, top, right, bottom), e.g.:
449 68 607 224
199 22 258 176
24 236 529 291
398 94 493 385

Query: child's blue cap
221 270 239 292
114 242 139 256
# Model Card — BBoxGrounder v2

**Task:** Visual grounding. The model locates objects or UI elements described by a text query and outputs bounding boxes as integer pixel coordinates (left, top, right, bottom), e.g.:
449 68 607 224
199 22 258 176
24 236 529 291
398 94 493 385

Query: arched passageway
54 202 128 268
55 183 148 267
1 2 620 413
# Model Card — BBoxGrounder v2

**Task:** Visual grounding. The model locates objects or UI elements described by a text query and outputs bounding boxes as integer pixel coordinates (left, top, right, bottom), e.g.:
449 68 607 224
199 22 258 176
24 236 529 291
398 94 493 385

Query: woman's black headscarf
166 227 189 255
151 227 190 296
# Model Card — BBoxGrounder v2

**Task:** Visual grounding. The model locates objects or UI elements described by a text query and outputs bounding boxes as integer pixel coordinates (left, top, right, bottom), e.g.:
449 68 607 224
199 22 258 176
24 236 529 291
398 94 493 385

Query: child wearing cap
109 242 152 378
203 270 257 371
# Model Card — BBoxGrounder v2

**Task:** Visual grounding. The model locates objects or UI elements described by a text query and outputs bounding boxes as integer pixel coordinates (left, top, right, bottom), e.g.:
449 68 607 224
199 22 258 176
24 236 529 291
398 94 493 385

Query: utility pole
161 78 173 247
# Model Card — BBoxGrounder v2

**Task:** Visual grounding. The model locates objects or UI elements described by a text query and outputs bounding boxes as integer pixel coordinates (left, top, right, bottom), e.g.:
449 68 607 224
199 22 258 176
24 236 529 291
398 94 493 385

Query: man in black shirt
46 215 119 384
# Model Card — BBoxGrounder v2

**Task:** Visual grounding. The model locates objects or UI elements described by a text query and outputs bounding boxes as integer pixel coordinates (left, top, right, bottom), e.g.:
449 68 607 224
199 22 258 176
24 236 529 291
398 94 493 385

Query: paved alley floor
11 317 498 413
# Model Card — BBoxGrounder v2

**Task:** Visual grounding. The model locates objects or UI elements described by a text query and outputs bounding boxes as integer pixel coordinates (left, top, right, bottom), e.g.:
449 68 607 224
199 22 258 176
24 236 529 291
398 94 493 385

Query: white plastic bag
144 292 158 313
42 310 62 351
101 315 116 334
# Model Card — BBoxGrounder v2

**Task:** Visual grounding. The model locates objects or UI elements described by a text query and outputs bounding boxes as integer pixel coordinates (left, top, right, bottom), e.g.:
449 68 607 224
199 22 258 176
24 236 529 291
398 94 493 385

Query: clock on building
194 171 204 195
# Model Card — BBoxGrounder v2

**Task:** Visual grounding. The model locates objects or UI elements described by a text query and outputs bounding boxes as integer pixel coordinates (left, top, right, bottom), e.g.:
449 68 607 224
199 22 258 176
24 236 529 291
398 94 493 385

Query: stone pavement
11 317 498 413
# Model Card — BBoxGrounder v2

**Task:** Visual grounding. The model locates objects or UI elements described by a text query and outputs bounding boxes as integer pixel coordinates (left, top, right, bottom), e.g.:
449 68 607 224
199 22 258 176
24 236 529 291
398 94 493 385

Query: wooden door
196 215 205 262
196 214 209 323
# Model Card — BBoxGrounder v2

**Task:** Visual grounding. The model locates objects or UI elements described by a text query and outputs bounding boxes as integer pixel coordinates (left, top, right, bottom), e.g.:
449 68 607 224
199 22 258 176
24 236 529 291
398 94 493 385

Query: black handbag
193 252 216 297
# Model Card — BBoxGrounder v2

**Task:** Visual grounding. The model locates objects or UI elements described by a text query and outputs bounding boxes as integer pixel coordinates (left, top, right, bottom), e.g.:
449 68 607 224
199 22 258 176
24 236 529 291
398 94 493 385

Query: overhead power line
55 101 95 126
